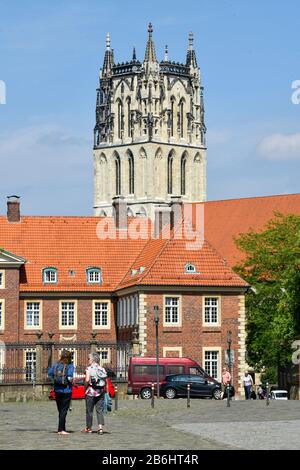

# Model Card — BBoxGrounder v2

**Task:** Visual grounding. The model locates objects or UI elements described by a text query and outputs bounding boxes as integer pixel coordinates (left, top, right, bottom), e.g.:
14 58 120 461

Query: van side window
166 365 184 375
133 365 164 377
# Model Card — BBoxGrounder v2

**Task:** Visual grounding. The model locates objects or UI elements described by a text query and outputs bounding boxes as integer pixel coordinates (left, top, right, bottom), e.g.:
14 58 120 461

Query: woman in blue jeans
243 371 253 400
48 350 74 435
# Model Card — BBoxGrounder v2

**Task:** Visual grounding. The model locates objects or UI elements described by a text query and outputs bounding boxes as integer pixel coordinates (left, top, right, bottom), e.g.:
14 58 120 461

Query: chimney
7 195 21 223
154 204 171 238
112 196 127 230
170 196 183 230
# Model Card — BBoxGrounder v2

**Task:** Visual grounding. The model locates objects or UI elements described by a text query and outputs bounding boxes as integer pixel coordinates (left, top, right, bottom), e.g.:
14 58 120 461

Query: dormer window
87 268 102 284
185 263 196 274
43 268 58 284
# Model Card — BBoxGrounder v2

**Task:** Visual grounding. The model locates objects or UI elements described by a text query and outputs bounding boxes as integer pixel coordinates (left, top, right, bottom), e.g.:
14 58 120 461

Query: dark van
127 356 212 399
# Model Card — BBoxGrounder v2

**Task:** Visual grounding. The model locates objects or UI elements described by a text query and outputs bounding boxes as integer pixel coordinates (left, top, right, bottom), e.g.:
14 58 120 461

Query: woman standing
48 350 74 435
243 370 254 400
81 353 108 435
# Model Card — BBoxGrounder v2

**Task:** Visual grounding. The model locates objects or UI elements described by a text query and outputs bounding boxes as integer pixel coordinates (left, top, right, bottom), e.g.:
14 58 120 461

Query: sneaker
81 428 92 433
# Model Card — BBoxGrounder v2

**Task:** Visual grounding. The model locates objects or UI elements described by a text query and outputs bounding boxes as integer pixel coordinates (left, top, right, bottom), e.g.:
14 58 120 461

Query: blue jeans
244 385 251 400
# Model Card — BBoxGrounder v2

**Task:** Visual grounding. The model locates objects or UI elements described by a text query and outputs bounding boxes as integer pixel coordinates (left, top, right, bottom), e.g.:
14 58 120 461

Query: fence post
187 383 191 408
151 383 155 408
35 342 43 383
227 384 230 407
114 385 118 411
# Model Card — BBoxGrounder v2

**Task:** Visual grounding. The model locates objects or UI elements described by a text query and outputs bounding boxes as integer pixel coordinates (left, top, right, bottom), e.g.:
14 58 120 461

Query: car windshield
274 392 287 397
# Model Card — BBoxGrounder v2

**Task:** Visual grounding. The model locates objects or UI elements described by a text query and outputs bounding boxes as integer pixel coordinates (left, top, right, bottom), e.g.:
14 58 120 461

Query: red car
49 377 115 400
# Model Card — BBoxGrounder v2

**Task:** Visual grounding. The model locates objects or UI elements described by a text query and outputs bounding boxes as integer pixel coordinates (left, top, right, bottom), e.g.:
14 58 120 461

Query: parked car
160 374 223 400
49 377 86 400
270 389 288 400
49 376 115 400
127 356 214 399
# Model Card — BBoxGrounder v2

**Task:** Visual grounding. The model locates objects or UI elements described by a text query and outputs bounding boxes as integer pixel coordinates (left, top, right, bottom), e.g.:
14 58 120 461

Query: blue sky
0 0 299 215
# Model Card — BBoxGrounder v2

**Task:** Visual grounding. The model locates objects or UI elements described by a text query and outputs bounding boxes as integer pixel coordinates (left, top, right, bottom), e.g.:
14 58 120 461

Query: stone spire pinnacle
164 45 169 62
144 22 157 63
102 32 114 77
186 31 198 68
132 47 137 62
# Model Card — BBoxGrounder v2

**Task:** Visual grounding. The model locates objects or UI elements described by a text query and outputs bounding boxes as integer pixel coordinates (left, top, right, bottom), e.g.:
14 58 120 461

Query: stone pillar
35 342 43 383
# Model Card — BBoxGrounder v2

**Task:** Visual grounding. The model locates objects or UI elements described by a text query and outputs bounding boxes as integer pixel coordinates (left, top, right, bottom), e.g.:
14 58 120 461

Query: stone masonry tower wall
93 24 206 219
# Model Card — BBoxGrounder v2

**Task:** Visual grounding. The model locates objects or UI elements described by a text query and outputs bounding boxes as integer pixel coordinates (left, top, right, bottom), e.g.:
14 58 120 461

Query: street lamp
227 330 232 401
154 305 160 398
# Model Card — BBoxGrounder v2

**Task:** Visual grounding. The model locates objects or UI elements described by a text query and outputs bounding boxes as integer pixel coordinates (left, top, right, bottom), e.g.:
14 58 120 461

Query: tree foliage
234 212 300 372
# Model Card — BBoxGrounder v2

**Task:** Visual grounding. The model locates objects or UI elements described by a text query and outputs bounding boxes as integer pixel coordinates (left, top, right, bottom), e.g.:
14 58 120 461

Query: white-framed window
93 301 110 329
203 297 220 325
97 348 110 365
203 348 221 381
24 301 42 329
0 271 5 289
164 296 181 327
43 268 57 284
24 349 36 382
87 268 102 284
0 300 4 330
60 301 77 329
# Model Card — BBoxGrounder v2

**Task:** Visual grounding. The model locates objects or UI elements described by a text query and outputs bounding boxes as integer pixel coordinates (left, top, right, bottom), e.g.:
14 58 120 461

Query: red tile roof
200 193 300 267
0 193 299 292
0 217 149 292
118 223 247 289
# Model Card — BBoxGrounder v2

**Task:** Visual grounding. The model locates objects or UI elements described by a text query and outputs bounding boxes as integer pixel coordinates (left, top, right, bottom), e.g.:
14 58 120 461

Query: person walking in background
48 350 74 435
81 353 108 435
221 366 231 399
243 370 253 400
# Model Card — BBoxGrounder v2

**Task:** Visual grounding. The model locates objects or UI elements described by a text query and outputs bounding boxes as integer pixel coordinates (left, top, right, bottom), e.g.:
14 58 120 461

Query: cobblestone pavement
1 399 300 450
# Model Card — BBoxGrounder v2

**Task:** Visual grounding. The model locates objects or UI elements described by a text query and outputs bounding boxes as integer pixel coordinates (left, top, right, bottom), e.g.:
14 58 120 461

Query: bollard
151 383 155 409
114 385 118 412
187 383 191 408
227 384 230 407
266 382 270 406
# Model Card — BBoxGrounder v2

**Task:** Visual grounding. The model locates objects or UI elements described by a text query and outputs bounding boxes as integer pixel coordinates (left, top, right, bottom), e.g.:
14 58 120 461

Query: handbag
103 392 112 414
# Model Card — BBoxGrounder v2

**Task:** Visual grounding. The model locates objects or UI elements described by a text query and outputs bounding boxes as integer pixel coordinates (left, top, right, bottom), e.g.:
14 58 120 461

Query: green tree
234 212 300 377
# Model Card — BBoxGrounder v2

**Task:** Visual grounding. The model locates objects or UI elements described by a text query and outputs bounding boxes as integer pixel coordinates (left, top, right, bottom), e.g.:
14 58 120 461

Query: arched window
128 152 134 194
181 154 187 195
127 98 131 137
117 100 123 139
170 97 175 136
168 153 173 194
180 99 185 138
115 154 121 195
185 263 196 274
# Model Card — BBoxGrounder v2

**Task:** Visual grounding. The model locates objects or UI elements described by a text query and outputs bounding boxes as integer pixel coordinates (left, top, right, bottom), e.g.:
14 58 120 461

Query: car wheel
212 388 222 400
140 388 152 400
165 387 176 399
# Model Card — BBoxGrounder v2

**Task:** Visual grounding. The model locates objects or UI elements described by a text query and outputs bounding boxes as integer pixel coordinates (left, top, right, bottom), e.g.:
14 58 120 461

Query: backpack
90 365 107 390
53 362 69 386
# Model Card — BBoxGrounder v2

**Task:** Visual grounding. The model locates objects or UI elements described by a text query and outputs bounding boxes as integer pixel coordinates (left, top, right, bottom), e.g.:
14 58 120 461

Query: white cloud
258 132 300 161
0 124 92 215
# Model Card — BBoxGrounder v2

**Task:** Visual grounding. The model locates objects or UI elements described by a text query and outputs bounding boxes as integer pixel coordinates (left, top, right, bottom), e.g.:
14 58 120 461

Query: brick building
1 23 300 398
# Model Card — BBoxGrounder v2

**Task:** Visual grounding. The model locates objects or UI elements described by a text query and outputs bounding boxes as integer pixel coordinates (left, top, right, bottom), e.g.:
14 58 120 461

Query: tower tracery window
115 154 121 195
181 153 187 195
128 152 134 194
168 152 174 194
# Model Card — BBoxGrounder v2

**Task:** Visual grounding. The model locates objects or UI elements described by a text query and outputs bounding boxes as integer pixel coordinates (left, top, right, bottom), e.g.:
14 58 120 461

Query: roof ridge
203 193 300 204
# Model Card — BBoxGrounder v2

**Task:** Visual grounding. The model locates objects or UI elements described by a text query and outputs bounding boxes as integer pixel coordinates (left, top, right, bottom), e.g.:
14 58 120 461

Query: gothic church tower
93 24 206 218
